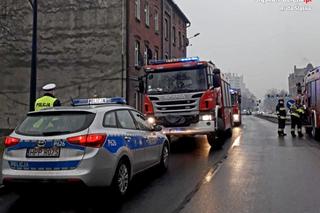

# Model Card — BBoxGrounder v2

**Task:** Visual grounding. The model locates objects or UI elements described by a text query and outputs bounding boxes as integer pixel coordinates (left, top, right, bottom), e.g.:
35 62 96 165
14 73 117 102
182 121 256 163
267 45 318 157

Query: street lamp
186 33 200 46
29 0 38 111
188 33 200 40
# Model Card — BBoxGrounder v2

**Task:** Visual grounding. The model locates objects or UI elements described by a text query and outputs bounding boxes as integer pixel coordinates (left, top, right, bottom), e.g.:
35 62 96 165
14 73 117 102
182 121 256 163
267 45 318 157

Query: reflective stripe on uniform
297 109 304 113
279 108 286 111
291 113 300 118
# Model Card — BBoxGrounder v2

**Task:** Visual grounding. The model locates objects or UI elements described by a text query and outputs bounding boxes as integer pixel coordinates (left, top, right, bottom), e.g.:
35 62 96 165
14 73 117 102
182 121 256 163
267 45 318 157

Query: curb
254 115 291 125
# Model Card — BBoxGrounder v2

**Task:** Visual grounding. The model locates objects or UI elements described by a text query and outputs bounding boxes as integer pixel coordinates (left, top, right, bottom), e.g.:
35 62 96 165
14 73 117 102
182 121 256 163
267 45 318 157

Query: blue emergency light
72 97 127 106
149 57 200 65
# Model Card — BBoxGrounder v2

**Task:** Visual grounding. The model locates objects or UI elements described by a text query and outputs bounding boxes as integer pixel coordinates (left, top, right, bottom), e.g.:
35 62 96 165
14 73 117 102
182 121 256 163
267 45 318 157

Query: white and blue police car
1 97 169 196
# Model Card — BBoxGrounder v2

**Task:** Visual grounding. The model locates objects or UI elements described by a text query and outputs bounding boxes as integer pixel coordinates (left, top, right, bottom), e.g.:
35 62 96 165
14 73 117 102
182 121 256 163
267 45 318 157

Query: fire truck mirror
213 68 221 74
238 95 242 104
212 73 221 88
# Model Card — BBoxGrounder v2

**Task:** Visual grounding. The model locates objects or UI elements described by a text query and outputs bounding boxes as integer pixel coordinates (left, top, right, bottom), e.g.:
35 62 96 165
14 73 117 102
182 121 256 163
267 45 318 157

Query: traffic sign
286 99 295 109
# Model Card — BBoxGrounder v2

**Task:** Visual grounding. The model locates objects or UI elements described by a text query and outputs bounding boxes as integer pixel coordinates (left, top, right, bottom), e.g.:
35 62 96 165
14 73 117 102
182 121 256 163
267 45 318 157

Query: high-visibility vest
34 95 57 111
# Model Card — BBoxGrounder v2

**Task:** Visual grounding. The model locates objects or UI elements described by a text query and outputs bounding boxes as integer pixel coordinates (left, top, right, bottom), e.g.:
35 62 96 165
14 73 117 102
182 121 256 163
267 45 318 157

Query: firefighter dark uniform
290 101 305 138
276 99 287 136
35 83 61 111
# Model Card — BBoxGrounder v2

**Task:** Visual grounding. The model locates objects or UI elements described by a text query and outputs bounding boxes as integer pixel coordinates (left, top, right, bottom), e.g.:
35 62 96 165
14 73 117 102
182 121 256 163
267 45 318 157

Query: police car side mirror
153 125 162 132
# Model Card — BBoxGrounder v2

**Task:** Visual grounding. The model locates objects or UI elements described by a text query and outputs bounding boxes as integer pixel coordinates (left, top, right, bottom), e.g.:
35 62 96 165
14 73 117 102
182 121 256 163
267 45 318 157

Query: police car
1 97 169 196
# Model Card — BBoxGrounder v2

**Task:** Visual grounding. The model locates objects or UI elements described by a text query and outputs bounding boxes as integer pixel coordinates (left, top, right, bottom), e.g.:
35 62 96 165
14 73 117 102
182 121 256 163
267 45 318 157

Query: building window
172 27 176 46
144 45 153 65
155 49 159 60
135 40 141 66
135 0 141 21
178 31 181 48
145 1 150 27
144 45 148 65
154 10 159 33
164 18 169 40
182 35 185 48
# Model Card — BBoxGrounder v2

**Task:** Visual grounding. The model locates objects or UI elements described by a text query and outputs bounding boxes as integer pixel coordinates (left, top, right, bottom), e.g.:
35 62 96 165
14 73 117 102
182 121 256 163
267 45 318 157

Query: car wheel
112 159 130 197
158 142 169 172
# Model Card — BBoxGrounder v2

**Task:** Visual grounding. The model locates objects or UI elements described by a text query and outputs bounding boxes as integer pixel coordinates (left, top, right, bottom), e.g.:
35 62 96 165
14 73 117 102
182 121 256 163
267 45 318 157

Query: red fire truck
141 57 233 148
230 89 242 126
304 66 320 140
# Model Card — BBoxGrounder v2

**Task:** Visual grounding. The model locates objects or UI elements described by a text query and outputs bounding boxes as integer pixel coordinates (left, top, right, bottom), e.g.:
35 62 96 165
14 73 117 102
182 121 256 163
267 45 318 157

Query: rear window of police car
16 111 96 136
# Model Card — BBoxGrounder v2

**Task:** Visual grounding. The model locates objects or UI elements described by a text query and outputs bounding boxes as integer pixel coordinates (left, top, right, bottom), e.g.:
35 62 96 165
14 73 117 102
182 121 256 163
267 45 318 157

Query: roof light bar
149 57 200 65
72 97 127 106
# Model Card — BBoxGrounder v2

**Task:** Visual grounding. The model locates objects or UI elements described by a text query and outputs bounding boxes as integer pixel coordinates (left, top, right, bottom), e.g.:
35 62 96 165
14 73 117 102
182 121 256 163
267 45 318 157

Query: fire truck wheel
311 118 320 141
313 128 320 141
166 135 172 143
207 133 223 150
234 122 241 127
226 128 232 138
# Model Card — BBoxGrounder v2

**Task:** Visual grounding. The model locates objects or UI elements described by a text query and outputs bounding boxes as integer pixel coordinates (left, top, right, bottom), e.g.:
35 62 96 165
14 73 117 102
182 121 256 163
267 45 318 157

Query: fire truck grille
155 100 198 113
157 115 199 127
156 100 196 106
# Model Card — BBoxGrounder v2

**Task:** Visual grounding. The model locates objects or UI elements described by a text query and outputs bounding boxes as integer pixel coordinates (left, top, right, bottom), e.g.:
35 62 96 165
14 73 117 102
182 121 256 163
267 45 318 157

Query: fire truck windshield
146 68 207 95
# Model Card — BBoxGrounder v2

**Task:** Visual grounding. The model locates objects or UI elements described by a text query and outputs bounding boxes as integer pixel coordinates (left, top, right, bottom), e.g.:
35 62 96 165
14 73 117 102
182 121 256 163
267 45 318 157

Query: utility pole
29 0 37 111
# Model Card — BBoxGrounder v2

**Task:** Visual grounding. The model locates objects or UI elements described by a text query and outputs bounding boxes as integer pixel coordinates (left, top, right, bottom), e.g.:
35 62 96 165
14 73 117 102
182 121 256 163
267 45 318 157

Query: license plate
26 147 60 158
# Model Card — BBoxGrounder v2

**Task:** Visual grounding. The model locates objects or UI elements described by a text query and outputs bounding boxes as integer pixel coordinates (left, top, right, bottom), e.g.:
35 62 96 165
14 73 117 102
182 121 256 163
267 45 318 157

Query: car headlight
147 117 156 125
201 115 213 121
233 114 240 122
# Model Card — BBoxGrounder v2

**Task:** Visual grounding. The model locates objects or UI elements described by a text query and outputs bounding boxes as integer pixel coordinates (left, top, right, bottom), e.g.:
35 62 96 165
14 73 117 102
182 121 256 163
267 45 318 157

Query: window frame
135 0 141 21
135 40 141 67
172 26 176 46
115 110 138 130
154 10 159 33
164 18 169 40
178 31 182 48
129 110 153 131
102 110 118 128
145 1 150 27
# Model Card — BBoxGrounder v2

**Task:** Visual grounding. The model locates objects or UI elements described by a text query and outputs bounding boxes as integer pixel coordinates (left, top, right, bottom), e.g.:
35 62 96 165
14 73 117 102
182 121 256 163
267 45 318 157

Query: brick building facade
0 0 189 130
288 63 314 97
127 0 190 109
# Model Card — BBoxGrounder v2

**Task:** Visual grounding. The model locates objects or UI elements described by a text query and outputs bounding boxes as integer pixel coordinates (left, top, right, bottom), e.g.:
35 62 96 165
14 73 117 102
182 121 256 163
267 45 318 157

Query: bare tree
262 88 289 113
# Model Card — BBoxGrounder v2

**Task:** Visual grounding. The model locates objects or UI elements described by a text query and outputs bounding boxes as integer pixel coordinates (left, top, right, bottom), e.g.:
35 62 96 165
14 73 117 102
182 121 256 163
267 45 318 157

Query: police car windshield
147 68 207 95
16 111 96 136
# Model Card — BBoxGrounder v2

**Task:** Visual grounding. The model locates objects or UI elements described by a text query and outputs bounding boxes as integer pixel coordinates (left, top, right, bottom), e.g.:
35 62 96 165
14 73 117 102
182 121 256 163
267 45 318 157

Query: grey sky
174 0 320 98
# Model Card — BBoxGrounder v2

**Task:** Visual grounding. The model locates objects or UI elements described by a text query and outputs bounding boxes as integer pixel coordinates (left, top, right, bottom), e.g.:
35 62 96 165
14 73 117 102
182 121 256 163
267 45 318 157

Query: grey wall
0 0 126 129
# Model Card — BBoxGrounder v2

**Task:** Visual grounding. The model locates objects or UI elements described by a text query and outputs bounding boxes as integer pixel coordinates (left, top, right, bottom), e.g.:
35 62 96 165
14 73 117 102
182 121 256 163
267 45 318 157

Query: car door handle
124 136 131 141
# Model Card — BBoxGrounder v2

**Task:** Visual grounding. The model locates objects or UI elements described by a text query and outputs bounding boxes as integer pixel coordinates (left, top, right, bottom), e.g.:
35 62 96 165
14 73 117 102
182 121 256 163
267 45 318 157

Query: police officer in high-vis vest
34 83 61 111
276 98 287 136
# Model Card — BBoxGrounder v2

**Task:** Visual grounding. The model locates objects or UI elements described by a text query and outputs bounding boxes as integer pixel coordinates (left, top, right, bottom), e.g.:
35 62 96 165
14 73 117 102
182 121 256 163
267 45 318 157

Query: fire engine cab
304 66 320 140
140 57 233 148
230 88 242 126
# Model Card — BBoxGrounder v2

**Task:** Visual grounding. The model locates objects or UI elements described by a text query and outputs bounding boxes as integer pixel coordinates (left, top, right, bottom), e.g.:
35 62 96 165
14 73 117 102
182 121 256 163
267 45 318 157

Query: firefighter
290 98 305 137
276 98 287 136
34 83 61 111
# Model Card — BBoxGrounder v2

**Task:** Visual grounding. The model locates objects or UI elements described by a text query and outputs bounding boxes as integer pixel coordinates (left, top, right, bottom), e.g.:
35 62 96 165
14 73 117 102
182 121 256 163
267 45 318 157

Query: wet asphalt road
2 116 320 213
